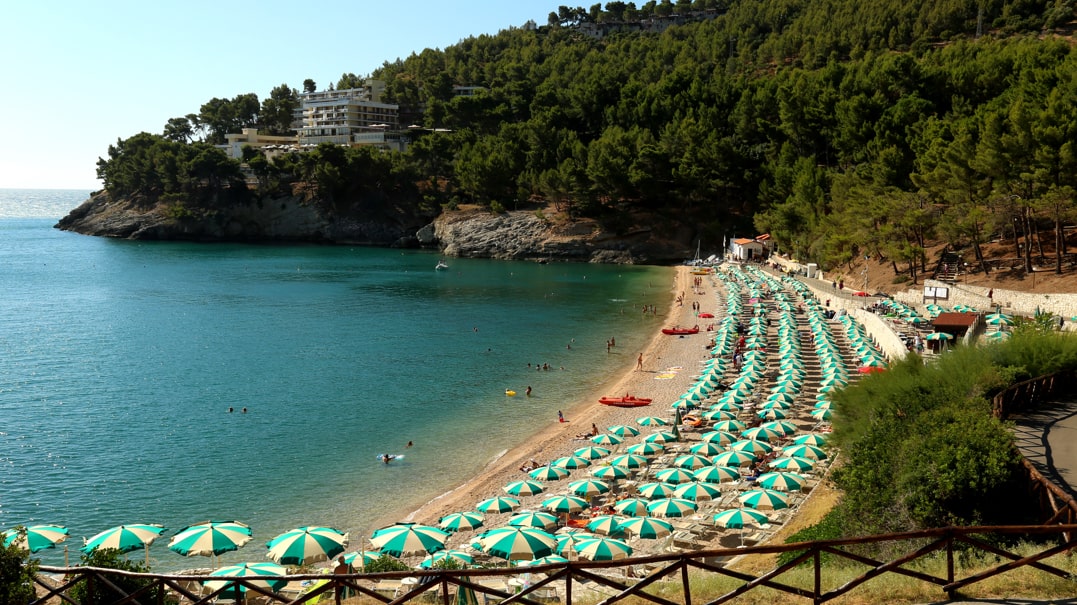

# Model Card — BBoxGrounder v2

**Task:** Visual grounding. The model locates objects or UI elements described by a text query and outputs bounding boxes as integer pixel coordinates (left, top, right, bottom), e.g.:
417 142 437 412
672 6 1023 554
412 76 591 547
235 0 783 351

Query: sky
0 0 557 190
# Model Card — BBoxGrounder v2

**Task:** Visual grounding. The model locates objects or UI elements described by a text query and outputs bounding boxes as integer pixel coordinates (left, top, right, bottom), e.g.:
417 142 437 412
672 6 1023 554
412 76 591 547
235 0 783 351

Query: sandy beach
400 264 723 533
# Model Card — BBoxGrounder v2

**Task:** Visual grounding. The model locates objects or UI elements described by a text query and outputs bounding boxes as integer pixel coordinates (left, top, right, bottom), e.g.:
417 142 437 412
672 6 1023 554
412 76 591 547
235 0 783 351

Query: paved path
1010 395 1077 501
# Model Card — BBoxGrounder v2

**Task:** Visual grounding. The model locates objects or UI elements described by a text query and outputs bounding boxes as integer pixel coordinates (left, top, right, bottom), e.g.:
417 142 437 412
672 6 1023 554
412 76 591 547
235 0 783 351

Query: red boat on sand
661 326 699 335
599 395 654 407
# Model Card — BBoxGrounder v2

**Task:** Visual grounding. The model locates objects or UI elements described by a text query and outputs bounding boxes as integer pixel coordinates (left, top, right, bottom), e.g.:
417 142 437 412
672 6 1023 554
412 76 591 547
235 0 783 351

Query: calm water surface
0 189 673 568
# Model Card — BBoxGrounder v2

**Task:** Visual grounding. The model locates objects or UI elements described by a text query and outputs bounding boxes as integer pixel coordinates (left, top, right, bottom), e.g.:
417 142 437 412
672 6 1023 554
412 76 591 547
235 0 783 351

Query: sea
0 189 674 569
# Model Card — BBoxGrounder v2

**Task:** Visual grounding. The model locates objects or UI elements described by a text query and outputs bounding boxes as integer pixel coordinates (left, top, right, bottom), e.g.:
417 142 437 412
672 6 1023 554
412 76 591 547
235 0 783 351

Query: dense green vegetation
0 530 37 605
783 327 1077 552
68 549 160 605
94 0 1075 267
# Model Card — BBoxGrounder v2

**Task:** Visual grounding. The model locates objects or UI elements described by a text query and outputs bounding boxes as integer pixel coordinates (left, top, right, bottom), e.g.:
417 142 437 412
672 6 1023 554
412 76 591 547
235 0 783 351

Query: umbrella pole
64 545 69 567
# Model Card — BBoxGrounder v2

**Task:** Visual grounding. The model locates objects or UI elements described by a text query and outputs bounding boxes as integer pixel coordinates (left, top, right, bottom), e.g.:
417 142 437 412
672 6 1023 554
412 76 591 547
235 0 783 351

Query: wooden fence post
681 562 692 605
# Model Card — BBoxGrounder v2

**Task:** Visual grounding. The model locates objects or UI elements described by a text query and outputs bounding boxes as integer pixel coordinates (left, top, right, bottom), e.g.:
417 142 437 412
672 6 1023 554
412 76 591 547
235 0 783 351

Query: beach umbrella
769 456 817 472
590 433 623 446
626 442 665 456
793 433 830 447
782 444 828 460
761 420 798 436
703 410 738 421
654 468 695 484
730 439 775 455
713 508 770 529
479 527 556 561
713 450 758 467
713 420 747 433
371 523 448 557
692 465 740 484
612 498 651 517
810 408 833 421
573 446 612 460
569 478 611 497
420 550 474 569
591 465 631 480
738 488 791 510
689 441 724 456
341 550 381 569
646 498 698 518
986 330 1011 342
925 332 953 341
552 455 592 470
82 524 167 555
266 526 348 565
607 425 640 437
573 536 633 561
204 562 287 598
636 416 669 427
616 517 673 540
585 515 626 537
541 495 588 513
504 479 545 497
516 555 570 567
554 532 596 556
169 521 253 558
757 472 807 492
529 465 571 481
673 481 723 502
674 454 712 470
508 512 558 530
476 496 521 514
2 525 68 554
609 454 649 469
636 482 678 499
439 512 485 533
757 408 789 420
740 427 781 442
644 431 678 444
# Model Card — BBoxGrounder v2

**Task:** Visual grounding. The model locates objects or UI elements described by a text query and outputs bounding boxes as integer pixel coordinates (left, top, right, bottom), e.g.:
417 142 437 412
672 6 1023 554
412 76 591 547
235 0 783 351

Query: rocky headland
55 192 695 264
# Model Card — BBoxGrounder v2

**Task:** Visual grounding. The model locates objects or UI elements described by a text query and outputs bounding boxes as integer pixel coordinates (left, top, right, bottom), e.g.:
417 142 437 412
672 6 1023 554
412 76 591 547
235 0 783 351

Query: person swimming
382 454 395 464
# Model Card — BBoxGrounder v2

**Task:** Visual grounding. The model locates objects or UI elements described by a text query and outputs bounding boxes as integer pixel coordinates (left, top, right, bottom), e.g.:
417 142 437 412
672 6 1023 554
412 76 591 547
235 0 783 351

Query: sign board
924 286 949 300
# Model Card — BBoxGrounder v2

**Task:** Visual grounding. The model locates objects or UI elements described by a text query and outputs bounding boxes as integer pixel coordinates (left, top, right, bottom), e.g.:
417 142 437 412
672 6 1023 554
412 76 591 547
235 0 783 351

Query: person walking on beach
558 410 565 423
636 353 644 371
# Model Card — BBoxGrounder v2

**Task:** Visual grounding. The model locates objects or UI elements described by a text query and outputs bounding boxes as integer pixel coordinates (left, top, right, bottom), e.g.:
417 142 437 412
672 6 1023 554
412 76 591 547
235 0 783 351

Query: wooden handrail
33 525 1077 605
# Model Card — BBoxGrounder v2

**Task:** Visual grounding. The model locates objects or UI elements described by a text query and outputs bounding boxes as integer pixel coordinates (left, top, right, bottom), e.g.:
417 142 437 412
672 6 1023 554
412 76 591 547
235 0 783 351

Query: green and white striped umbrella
82 524 167 554
476 496 520 514
617 517 673 540
761 420 798 436
810 408 833 421
609 454 650 469
925 332 953 341
692 465 740 483
701 431 737 446
591 465 631 480
439 512 485 533
738 488 791 510
757 408 789 420
204 562 286 597
654 468 695 484
370 523 449 557
689 441 725 456
793 433 829 447
608 425 641 437
342 550 381 568
702 410 738 421
529 465 571 481
644 431 678 443
516 555 570 567
741 426 782 442
713 420 747 432
420 549 474 569
573 536 633 561
713 450 758 467
636 416 669 427
986 330 1011 342
504 480 546 497
769 456 816 472
757 472 807 492
266 526 348 565
508 512 558 530
2 525 69 553
713 508 770 529
637 482 678 499
674 454 713 470
554 531 597 556
569 478 611 497
646 498 698 518
673 481 723 502
612 498 651 517
479 527 556 561
169 521 253 557
782 444 827 460
730 439 775 455
541 495 588 513
626 442 665 456
573 446 612 460
590 433 624 446
552 455 592 470
585 515 626 537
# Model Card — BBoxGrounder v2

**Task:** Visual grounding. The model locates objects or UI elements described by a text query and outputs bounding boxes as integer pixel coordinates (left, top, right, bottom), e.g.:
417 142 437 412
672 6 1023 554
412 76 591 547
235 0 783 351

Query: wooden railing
32 525 1077 605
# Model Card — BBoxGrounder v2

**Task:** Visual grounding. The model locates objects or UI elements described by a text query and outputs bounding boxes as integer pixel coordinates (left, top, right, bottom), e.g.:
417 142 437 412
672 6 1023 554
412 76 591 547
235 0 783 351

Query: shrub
0 530 38 605
69 549 160 605
362 555 410 573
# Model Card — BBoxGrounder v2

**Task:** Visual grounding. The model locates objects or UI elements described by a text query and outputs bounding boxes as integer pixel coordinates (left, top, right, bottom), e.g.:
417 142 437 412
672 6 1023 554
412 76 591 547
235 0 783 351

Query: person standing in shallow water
636 353 643 371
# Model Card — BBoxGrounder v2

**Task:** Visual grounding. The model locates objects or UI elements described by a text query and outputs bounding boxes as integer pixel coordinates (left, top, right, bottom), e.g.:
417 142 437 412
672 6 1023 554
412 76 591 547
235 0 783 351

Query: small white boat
435 260 449 271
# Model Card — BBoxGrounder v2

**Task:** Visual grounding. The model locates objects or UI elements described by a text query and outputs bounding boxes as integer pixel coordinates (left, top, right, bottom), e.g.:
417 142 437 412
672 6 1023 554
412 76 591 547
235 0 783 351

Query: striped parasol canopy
2 525 68 554
504 479 546 497
169 521 253 558
573 536 633 561
616 517 673 540
439 512 485 533
82 524 167 554
370 523 448 557
479 527 556 562
476 496 521 514
266 526 348 565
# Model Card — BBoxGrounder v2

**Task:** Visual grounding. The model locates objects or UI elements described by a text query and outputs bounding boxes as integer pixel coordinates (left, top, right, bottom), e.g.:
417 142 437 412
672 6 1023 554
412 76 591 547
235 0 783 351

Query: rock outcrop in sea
56 191 694 264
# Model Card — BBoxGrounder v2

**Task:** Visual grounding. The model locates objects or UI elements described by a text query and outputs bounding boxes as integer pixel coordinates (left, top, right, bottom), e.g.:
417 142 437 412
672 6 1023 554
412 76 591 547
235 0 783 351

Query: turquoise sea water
0 189 673 569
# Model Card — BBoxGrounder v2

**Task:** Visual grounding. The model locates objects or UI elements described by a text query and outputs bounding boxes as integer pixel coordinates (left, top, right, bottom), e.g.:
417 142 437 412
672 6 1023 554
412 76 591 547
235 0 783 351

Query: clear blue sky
0 0 557 190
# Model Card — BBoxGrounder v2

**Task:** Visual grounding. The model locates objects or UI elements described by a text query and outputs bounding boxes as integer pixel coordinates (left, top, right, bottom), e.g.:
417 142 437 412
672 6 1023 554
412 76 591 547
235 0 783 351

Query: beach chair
372 579 403 599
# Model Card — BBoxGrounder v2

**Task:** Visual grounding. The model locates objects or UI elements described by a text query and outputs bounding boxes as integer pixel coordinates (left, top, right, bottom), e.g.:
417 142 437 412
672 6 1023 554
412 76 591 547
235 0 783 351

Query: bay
0 189 672 568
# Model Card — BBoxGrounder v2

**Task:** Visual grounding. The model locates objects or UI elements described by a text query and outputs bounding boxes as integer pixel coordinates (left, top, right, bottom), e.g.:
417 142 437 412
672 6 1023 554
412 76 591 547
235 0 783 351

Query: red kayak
599 396 654 407
661 326 700 335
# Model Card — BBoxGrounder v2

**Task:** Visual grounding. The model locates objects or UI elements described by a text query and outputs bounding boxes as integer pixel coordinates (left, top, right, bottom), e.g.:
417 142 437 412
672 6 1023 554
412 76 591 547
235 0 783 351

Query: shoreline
392 264 708 534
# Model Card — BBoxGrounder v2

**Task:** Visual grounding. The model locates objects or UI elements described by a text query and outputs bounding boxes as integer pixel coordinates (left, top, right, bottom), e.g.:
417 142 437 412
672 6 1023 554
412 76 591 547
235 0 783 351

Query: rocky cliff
56 192 694 264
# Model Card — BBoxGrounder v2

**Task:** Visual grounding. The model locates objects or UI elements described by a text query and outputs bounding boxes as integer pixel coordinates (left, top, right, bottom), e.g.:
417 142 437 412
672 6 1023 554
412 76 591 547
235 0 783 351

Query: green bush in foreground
0 530 38 605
